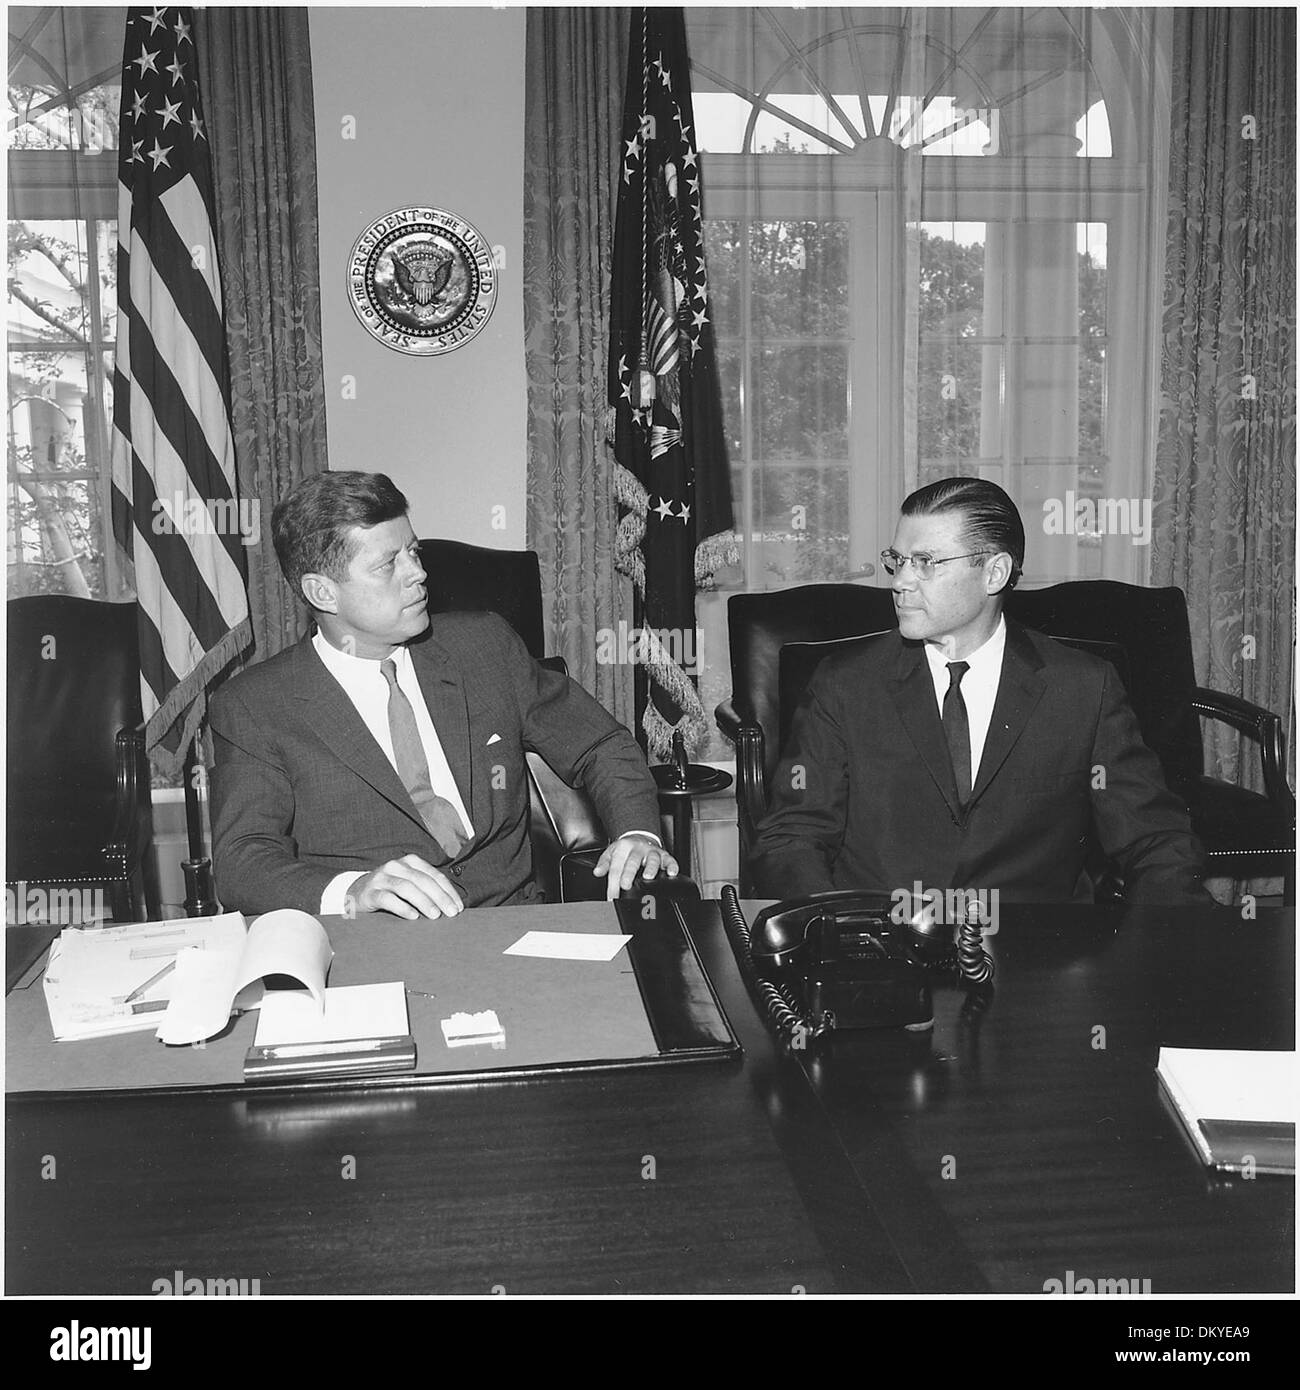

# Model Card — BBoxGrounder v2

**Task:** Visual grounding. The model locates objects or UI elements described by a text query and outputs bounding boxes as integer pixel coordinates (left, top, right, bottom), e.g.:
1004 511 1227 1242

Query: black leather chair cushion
418 538 545 659
728 585 897 783
6 597 143 883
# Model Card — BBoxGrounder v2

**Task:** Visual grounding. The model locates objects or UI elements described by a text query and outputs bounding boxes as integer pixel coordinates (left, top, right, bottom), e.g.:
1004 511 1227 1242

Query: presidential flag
110 6 250 770
608 7 734 759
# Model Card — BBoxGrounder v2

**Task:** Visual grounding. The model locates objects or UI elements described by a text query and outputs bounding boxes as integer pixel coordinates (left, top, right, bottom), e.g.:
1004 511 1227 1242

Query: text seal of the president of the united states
347 207 497 355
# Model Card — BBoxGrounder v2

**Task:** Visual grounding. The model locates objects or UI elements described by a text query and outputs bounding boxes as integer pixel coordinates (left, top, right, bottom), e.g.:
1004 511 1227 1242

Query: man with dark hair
210 471 675 919
751 477 1209 903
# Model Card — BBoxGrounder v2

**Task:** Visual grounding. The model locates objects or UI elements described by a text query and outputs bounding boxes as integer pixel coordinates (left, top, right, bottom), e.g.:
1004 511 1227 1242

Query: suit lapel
888 638 965 820
968 620 1047 805
409 634 476 826
292 638 419 824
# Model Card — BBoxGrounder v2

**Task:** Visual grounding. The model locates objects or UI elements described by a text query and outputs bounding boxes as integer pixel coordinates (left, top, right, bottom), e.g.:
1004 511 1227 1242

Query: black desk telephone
721 886 994 1039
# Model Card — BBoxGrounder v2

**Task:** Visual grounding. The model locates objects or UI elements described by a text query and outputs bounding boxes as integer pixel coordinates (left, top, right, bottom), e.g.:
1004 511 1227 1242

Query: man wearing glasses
751 477 1209 903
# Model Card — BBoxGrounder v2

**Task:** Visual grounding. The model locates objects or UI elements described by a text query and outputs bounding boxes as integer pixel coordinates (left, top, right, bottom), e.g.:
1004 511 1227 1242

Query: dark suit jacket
751 620 1208 904
210 612 660 914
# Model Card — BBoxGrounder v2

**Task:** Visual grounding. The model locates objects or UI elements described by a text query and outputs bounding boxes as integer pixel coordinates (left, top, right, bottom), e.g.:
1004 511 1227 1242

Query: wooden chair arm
1191 686 1295 813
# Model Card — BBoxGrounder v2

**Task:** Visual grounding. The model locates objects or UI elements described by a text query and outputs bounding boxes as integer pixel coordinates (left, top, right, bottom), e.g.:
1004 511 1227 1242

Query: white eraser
440 1009 505 1048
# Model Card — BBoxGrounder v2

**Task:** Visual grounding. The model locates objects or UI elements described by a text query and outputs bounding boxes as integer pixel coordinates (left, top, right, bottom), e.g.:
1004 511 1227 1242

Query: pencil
124 958 177 1004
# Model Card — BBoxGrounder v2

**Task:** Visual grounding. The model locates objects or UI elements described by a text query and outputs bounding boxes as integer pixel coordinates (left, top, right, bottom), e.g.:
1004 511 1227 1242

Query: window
8 6 126 599
688 5 1167 591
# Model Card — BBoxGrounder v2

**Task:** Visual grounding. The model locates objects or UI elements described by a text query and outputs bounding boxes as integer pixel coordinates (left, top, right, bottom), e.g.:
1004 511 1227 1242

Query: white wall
309 6 527 546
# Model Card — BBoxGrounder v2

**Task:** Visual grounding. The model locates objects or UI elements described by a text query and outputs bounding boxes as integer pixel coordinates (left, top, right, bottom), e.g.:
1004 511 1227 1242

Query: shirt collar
312 628 409 679
923 614 1007 677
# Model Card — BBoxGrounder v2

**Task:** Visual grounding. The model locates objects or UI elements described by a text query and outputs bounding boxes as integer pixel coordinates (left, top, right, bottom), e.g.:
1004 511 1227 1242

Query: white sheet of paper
1158 1048 1297 1123
503 931 632 962
155 946 246 1046
254 982 409 1047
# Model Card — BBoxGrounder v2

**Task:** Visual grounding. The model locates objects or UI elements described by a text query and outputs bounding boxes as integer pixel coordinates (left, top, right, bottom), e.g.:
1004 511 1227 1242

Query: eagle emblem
391 241 455 306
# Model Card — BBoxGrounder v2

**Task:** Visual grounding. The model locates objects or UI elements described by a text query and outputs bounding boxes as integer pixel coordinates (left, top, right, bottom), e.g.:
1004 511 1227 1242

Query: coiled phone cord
954 916 995 985
720 885 834 1043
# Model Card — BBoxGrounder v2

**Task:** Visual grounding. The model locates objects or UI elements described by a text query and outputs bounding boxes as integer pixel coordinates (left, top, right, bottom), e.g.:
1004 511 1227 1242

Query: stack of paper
1157 1047 1296 1175
41 914 245 1041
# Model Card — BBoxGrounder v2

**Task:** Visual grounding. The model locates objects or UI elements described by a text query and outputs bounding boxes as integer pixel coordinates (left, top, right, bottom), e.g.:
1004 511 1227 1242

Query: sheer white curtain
685 6 1171 755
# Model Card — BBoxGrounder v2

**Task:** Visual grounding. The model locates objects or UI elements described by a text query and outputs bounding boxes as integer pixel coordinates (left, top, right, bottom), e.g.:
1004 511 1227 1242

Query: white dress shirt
922 617 1007 789
313 631 474 914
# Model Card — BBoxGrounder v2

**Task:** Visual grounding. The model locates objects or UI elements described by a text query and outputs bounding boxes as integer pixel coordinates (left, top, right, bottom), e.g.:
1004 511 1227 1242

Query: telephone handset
721 885 994 1038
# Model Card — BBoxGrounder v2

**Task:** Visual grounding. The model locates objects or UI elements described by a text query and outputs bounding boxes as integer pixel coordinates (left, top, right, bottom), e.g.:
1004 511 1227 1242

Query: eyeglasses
880 549 990 581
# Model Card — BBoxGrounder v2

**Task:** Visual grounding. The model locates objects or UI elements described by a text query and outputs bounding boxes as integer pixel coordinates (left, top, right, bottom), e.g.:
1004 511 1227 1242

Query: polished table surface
5 900 1294 1295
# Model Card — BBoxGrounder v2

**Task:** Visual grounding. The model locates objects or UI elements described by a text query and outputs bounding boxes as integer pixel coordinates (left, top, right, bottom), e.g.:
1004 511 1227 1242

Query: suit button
451 865 463 877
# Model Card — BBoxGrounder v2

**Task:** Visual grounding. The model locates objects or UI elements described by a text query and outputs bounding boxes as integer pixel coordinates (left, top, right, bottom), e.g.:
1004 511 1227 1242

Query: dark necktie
943 660 972 804
381 658 468 861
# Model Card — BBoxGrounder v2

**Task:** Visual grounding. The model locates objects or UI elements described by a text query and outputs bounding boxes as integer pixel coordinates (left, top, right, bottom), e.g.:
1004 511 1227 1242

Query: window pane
754 464 849 585
750 220 848 337
918 225 985 336
917 340 992 459
752 345 848 458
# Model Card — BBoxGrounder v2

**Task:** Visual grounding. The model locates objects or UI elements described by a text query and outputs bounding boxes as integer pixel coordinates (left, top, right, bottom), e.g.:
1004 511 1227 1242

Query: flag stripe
123 268 245 576
126 182 228 391
124 450 241 651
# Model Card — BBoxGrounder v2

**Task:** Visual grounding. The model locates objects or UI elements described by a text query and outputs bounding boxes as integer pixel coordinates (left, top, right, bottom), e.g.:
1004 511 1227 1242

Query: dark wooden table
5 901 1293 1296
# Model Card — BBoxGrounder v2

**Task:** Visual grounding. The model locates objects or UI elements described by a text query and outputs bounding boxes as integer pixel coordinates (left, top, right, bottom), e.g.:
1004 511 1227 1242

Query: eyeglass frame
879 548 993 580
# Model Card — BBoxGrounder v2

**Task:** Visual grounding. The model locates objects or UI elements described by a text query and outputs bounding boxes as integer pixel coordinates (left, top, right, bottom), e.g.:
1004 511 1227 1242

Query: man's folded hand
345 854 465 920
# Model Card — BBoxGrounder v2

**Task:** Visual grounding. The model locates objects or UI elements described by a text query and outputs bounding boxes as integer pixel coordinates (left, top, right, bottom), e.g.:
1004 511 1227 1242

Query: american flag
608 7 733 759
110 6 250 769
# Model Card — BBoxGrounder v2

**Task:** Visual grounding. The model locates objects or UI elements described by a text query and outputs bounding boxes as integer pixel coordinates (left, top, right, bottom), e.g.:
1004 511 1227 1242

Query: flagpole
181 737 218 917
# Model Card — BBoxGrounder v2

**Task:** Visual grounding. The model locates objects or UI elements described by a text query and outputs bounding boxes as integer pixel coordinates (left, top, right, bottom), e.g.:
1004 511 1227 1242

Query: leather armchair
717 580 1293 901
6 596 160 924
419 540 696 904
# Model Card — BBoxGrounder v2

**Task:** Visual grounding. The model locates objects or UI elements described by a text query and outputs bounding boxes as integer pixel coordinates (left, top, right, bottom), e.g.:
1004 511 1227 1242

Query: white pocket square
486 733 502 746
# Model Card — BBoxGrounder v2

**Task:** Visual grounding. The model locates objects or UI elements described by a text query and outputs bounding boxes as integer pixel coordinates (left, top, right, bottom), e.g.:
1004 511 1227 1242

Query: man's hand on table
344 854 465 920
592 832 680 901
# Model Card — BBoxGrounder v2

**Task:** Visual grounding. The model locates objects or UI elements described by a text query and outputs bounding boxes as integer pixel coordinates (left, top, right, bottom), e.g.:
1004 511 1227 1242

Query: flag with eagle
607 6 734 759
110 6 251 772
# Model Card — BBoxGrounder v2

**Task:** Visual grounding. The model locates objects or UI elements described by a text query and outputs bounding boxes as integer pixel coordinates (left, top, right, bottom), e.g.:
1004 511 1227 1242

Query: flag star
682 147 698 170
129 139 144 164
190 110 205 141
620 376 634 404
131 91 148 120
158 96 183 129
677 502 691 523
687 335 702 357
144 7 167 34
174 14 192 45
692 307 709 331
148 139 173 170
624 135 641 160
655 58 671 88
623 163 633 185
166 55 186 86
133 46 160 77
654 496 675 521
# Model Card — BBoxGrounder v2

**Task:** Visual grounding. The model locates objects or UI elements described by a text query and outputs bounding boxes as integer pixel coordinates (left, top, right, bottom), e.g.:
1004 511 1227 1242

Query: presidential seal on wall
347 207 497 355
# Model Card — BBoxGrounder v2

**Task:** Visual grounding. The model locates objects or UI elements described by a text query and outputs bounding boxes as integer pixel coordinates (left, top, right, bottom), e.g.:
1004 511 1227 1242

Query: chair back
727 580 1203 794
418 538 545 658
727 585 897 783
6 596 143 880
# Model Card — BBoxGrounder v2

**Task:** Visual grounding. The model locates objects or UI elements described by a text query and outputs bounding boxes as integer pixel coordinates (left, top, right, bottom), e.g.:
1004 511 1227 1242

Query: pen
254 1037 405 1059
124 958 176 1004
